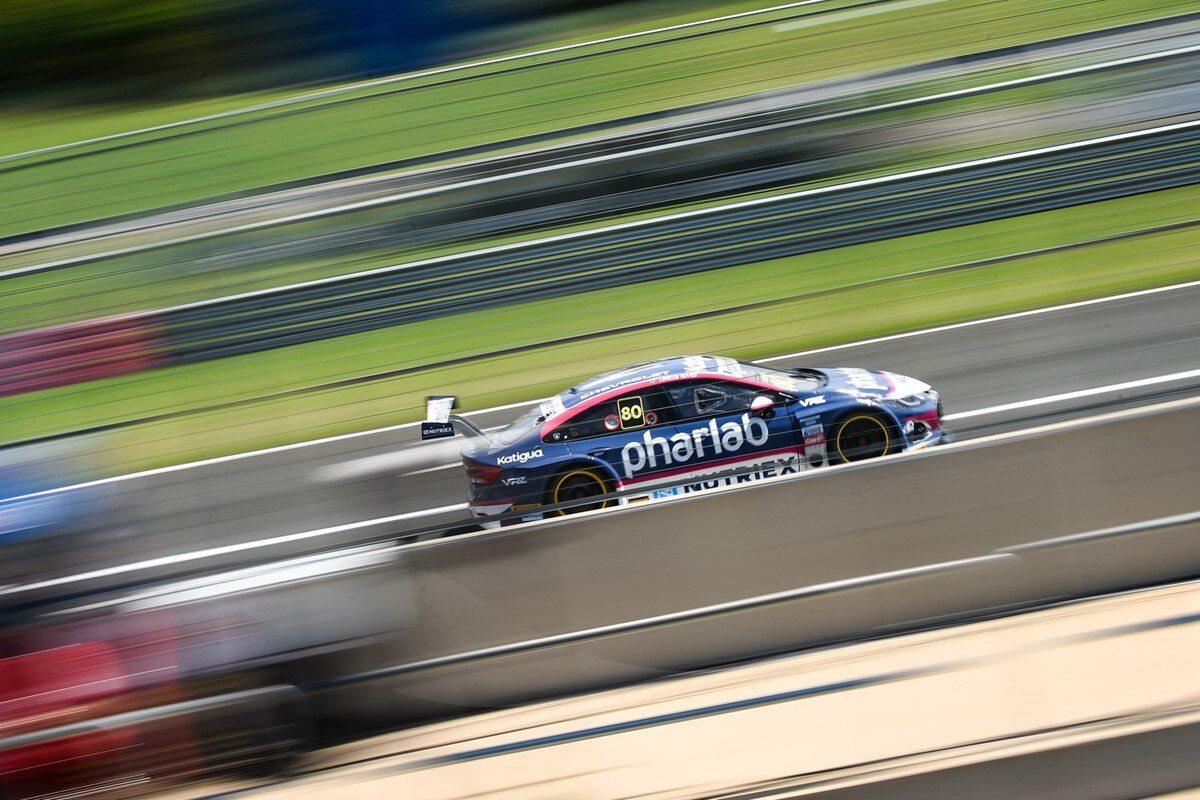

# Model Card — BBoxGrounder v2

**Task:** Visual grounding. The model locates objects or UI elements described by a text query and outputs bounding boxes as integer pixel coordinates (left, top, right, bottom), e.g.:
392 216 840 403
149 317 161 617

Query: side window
546 390 673 442
667 380 767 421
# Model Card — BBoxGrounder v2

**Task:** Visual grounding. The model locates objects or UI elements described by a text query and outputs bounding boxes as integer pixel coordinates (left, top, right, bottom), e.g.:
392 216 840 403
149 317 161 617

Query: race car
423 354 945 522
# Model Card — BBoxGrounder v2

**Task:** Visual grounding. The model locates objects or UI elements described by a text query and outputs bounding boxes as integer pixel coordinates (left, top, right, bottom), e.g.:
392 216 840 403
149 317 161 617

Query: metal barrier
1 400 1198 779
8 115 1197 399
155 120 1200 359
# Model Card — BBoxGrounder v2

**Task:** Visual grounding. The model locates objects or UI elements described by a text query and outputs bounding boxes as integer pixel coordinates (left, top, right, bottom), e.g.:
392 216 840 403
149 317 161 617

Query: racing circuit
2 2 1200 798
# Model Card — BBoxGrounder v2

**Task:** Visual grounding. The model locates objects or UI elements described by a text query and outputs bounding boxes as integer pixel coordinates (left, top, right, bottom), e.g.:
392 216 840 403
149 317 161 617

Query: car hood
814 367 931 399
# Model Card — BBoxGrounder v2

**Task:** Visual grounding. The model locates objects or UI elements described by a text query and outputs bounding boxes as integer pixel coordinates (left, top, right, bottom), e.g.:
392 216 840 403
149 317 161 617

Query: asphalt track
9 280 1200 590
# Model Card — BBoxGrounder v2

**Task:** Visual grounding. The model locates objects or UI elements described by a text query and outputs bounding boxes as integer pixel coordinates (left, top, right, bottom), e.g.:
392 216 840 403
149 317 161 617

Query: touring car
423 355 945 522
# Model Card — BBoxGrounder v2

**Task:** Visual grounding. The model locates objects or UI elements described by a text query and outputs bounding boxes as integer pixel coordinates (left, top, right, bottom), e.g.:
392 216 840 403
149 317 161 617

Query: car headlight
879 394 927 408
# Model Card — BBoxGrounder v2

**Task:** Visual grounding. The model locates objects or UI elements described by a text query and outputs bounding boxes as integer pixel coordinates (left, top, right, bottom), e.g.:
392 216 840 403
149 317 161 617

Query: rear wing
421 395 491 443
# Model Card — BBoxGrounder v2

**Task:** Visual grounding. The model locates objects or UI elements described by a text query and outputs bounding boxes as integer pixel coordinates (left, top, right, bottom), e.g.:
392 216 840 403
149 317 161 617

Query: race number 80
617 396 645 429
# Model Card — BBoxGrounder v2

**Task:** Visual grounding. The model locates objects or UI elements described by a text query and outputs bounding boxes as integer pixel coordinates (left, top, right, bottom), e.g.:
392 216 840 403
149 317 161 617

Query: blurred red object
0 314 164 398
0 642 140 795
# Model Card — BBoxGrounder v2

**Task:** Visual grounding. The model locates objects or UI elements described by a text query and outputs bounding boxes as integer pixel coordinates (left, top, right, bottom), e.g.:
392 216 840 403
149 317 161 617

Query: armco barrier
4 399 1199 743
5 116 1200 401
308 398 1200 727
158 121 1200 362
0 315 163 397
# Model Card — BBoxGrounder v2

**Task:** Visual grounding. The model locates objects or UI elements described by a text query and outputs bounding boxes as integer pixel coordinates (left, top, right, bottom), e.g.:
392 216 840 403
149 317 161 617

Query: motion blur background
4 0 660 97
2 1 1200 798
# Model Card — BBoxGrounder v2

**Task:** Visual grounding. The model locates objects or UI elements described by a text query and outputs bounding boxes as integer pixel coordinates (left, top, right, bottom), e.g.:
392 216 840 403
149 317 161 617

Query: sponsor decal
420 422 455 440
798 395 826 408
680 455 802 492
604 413 620 431
501 476 527 486
837 368 889 393
617 396 646 430
619 413 769 479
425 395 456 423
651 487 680 500
645 411 659 426
578 370 671 400
498 448 543 465
799 414 828 468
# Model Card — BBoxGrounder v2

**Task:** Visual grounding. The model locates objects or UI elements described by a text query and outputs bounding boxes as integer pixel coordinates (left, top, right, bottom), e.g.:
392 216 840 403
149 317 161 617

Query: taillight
465 460 502 485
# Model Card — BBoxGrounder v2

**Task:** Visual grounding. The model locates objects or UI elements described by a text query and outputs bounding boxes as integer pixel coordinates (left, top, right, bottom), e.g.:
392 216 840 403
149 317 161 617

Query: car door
661 378 804 489
551 389 681 490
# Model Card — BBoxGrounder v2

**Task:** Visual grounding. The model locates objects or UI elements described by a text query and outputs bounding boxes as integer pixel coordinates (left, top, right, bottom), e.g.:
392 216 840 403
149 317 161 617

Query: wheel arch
829 405 902 462
543 459 619 508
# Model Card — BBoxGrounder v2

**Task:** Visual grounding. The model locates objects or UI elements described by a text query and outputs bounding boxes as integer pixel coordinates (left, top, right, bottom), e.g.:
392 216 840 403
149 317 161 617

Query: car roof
562 357 695 406
541 354 797 428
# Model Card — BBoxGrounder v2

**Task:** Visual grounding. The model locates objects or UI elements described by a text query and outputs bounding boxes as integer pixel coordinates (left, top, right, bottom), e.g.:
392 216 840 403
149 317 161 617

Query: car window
666 379 762 421
546 389 673 442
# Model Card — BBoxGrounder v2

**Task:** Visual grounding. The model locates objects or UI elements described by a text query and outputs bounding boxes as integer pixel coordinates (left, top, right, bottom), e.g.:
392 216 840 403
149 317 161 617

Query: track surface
11 281 1200 587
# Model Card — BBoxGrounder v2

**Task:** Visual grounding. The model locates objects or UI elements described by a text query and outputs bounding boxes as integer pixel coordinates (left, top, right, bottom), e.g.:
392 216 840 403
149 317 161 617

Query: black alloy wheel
551 469 610 515
834 414 893 462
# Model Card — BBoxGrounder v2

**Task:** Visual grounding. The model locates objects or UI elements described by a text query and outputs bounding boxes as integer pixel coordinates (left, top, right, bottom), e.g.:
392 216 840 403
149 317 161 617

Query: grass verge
0 69 1168 332
0 0 1189 237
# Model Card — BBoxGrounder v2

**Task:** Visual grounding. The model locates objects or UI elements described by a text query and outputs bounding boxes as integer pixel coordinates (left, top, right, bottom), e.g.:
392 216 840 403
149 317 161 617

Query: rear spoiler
421 395 490 443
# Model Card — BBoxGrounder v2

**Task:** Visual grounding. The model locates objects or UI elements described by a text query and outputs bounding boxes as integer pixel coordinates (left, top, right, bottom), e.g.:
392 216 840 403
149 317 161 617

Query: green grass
0 0 1189 237
0 0 793 156
4 183 1198 474
0 68 1157 334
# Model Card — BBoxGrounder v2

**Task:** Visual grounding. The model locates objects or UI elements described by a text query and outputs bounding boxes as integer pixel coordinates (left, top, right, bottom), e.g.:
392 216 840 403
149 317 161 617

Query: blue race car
423 355 944 522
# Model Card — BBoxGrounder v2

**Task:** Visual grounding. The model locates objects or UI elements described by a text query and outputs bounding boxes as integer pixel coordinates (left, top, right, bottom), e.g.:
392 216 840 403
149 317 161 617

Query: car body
434 355 945 522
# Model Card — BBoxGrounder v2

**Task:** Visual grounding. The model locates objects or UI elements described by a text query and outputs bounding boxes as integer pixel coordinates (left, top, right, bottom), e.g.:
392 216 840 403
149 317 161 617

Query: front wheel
549 469 611 515
833 413 894 463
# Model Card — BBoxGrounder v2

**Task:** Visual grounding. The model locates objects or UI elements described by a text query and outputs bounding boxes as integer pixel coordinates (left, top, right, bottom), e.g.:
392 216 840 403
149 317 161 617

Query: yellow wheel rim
835 415 891 462
552 469 611 515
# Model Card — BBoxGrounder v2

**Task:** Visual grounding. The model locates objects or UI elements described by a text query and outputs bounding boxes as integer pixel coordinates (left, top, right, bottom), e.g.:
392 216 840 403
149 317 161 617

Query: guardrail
4 509 1197 780
0 397 1196 790
4 117 1199 399
134 119 1200 362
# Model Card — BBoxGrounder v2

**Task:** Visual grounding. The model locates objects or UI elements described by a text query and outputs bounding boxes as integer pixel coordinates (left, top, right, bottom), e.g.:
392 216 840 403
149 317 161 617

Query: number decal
617 396 645 429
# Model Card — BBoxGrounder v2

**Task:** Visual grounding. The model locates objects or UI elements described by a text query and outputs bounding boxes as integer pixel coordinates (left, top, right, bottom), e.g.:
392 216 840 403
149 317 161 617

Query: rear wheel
549 469 611 515
833 413 894 463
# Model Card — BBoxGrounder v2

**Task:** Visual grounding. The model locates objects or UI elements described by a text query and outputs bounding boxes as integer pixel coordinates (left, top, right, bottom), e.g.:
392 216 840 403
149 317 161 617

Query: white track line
757 279 1200 362
943 369 1200 421
0 1 831 165
0 503 466 598
13 395 1200 598
10 278 1200 499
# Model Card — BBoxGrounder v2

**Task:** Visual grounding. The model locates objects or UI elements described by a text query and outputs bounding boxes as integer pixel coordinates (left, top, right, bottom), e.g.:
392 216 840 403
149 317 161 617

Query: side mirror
750 395 776 418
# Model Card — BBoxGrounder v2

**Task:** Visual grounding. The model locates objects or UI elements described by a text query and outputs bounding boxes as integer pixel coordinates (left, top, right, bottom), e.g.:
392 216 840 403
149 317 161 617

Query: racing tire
440 524 483 538
832 412 895 463
548 468 612 516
